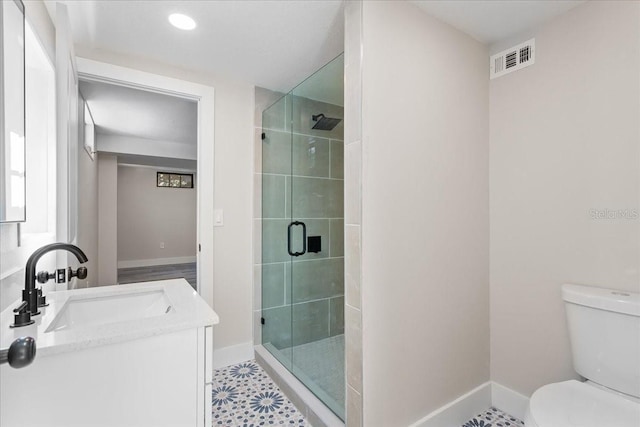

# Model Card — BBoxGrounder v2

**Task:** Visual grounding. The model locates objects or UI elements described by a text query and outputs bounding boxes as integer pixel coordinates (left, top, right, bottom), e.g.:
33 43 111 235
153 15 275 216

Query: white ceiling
53 1 585 103
45 0 584 92
47 0 345 93
79 79 197 145
412 1 585 44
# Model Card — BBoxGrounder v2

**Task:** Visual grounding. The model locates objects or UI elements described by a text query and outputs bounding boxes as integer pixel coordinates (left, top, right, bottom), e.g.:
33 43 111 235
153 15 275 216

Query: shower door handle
287 221 307 257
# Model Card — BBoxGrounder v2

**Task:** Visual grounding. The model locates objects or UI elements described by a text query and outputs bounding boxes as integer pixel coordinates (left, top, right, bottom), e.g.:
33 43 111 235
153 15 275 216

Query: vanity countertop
0 279 219 357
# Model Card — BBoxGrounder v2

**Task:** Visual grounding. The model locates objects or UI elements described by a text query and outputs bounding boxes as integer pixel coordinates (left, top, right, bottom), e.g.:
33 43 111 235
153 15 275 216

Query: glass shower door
289 54 345 419
261 92 295 370
261 54 345 420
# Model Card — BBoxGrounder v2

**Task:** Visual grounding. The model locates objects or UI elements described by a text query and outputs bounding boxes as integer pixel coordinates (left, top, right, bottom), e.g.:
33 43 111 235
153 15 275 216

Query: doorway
73 58 215 304
78 79 198 290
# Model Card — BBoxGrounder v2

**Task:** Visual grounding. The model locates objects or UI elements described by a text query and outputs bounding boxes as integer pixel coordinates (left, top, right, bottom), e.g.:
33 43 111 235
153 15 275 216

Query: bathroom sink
45 289 174 332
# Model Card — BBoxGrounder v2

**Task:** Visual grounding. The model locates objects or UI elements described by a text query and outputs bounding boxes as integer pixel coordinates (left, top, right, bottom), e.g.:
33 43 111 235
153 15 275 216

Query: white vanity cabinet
0 279 218 427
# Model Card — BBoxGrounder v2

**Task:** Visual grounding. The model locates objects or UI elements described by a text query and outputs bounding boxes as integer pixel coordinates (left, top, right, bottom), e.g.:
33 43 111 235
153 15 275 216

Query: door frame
75 57 215 307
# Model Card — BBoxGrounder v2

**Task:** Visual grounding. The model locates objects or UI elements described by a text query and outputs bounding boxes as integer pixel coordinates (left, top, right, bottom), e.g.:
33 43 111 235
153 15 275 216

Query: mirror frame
0 0 27 223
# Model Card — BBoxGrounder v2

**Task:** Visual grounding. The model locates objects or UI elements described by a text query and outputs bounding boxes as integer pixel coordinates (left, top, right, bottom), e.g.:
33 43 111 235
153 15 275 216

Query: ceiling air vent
490 39 535 79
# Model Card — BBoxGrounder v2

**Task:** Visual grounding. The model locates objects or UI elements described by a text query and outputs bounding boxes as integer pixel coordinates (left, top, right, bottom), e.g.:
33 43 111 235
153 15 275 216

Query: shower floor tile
462 407 525 427
279 334 345 409
212 360 310 426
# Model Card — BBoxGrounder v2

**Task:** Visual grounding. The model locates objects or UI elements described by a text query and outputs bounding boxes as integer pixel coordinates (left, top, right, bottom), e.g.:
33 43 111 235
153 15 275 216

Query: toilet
525 284 640 427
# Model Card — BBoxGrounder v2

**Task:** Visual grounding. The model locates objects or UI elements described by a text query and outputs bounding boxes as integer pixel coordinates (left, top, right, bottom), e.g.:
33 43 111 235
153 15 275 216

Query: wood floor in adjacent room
117 262 197 290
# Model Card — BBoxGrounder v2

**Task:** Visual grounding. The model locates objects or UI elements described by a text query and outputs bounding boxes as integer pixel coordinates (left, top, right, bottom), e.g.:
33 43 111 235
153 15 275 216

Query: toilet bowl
524 380 640 427
524 284 640 427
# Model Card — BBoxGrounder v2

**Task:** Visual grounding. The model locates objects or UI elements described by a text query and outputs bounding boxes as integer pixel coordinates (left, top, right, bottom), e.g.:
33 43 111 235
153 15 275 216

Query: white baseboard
213 341 255 369
409 382 491 427
491 382 530 422
117 256 196 269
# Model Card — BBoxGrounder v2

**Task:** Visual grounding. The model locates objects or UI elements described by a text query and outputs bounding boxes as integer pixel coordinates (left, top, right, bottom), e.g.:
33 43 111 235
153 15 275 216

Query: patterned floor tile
462 407 524 427
212 360 310 426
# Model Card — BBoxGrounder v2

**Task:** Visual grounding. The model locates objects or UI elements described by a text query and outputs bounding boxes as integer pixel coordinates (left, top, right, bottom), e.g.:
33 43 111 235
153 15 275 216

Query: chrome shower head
311 114 342 131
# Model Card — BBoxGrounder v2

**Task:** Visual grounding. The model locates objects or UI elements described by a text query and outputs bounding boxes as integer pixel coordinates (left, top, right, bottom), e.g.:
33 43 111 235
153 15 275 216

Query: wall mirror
0 0 26 223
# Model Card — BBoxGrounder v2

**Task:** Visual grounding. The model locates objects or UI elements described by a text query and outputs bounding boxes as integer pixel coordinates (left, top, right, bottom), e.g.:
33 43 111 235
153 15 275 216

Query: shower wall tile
345 141 362 225
329 296 345 336
262 93 288 131
255 87 286 128
261 220 289 264
292 299 330 346
345 225 361 310
330 219 344 257
345 305 362 394
289 94 344 140
345 0 363 422
262 305 292 349
290 258 344 304
262 129 291 175
262 174 286 219
346 385 363 427
291 177 344 219
262 263 286 309
293 134 331 178
330 140 344 179
262 219 330 263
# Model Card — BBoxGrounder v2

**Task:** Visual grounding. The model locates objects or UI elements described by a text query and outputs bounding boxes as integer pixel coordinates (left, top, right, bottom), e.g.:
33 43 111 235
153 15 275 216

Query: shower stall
260 54 345 420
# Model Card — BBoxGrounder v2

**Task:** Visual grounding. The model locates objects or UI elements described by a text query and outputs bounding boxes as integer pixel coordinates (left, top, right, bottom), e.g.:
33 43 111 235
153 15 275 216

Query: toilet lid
529 380 640 427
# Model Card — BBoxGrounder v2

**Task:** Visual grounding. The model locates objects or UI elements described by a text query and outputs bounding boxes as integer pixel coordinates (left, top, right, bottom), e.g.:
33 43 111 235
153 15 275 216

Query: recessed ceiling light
168 13 196 31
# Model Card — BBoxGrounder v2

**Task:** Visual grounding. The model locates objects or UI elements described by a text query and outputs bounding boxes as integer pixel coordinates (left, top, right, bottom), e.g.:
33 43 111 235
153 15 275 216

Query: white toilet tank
562 284 640 399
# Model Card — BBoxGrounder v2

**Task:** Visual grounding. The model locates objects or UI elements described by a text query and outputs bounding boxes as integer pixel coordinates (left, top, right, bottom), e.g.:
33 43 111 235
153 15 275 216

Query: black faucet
22 243 88 317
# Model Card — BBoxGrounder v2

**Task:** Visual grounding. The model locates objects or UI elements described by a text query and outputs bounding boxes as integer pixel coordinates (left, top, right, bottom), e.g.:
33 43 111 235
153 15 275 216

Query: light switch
214 209 224 226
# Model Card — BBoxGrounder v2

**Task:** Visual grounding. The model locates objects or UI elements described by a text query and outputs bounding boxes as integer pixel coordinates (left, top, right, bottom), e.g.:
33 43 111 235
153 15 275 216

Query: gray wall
355 1 490 425
117 165 196 265
490 0 640 397
258 90 345 349
97 153 118 286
